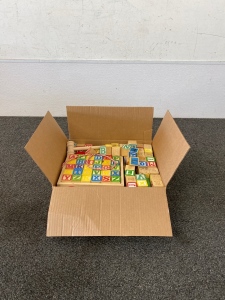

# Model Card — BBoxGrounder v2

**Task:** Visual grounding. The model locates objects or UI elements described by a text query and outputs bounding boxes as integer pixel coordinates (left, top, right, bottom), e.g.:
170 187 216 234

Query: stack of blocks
57 141 164 187
123 141 164 187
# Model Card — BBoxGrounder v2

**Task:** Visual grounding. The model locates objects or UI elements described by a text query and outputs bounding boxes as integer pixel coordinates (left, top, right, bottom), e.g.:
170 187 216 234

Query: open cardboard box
25 106 190 237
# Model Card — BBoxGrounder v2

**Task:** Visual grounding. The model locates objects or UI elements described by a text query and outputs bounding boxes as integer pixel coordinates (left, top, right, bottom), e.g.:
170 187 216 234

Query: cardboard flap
67 106 153 144
25 112 67 186
47 186 172 237
152 111 190 186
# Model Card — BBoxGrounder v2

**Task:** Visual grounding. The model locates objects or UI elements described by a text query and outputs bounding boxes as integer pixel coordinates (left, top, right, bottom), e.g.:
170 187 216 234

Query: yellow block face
67 159 76 164
87 156 95 160
102 160 111 166
101 170 111 176
81 175 91 182
82 169 92 176
63 169 73 175
83 165 92 170
137 180 148 187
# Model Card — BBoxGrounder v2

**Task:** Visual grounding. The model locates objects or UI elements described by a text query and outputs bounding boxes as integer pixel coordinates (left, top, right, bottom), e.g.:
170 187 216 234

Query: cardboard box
25 106 190 237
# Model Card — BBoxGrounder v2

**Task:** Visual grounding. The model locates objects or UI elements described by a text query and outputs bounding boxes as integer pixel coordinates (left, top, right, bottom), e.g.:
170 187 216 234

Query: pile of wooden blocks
123 141 164 187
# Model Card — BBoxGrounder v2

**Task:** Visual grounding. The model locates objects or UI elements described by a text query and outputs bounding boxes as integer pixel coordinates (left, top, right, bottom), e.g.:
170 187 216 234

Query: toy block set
25 106 190 237
57 140 164 187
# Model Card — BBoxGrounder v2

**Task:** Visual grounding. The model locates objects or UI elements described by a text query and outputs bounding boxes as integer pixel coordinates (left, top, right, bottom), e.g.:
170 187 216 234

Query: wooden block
121 148 129 157
111 143 119 147
72 175 82 181
125 176 137 186
147 167 159 174
137 167 150 178
112 146 121 156
125 165 135 171
102 176 111 182
150 174 164 187
106 146 112 155
128 140 137 145
137 149 145 157
101 170 111 177
127 182 137 187
102 160 111 166
136 174 146 181
146 156 155 162
81 175 91 182
111 170 120 176
92 170 101 175
137 144 144 148
111 176 121 183
101 165 111 170
65 164 75 169
100 146 107 155
147 161 156 167
91 175 102 182
125 170 135 176
129 157 139 166
82 169 93 176
62 174 72 181
63 169 73 175
139 161 148 167
105 144 112 147
137 180 148 187
144 149 153 155
144 144 152 150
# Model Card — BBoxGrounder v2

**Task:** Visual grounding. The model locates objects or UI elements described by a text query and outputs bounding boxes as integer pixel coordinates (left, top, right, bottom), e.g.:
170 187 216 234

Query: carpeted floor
0 117 225 300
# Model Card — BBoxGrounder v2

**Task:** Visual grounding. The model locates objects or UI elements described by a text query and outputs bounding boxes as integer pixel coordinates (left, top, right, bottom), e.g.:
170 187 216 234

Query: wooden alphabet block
150 175 164 187
111 176 121 183
146 156 155 162
147 161 156 167
136 174 146 181
128 140 137 145
125 170 135 176
121 148 129 157
147 167 159 174
129 157 139 166
92 170 101 175
112 146 121 156
81 175 91 182
100 146 107 155
62 174 72 181
139 161 148 167
63 169 73 175
101 170 111 177
72 175 82 181
111 143 119 147
125 165 135 171
91 175 102 182
137 149 145 157
125 176 137 187
137 180 148 187
65 164 75 169
102 176 111 182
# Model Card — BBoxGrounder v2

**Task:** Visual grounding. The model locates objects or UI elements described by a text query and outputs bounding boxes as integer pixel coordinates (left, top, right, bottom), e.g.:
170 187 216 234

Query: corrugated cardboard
25 111 67 186
67 106 153 145
152 111 190 186
25 106 190 237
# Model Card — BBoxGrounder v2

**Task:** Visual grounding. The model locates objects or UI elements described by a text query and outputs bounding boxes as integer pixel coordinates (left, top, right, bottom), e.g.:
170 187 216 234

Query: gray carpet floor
0 117 225 300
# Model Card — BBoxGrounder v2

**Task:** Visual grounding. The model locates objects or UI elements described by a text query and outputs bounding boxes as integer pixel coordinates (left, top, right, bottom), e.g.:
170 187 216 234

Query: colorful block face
72 175 81 181
137 180 148 187
92 170 101 175
122 144 130 149
82 169 93 176
95 155 103 160
101 165 111 170
63 169 73 175
127 182 137 187
130 157 139 166
86 160 94 165
111 170 120 176
91 175 102 182
81 175 91 182
129 147 138 154
111 176 120 183
146 156 155 162
66 164 75 169
113 165 120 171
125 170 135 176
67 159 76 164
76 159 85 165
100 146 107 155
101 170 111 177
104 155 112 160
94 160 102 165
62 174 72 181
93 164 102 170
102 176 111 182
75 164 84 169
147 162 156 167
139 161 148 167
136 174 146 181
73 169 83 175
113 156 120 161
102 160 111 166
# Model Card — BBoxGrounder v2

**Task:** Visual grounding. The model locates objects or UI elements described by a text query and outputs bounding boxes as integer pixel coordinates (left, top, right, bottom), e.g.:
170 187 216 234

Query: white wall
1 0 225 60
0 61 224 117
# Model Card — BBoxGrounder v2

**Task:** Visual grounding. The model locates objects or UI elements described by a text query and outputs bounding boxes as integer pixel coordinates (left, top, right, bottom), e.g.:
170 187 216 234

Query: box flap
67 106 153 144
25 112 67 186
152 111 190 186
47 186 172 237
